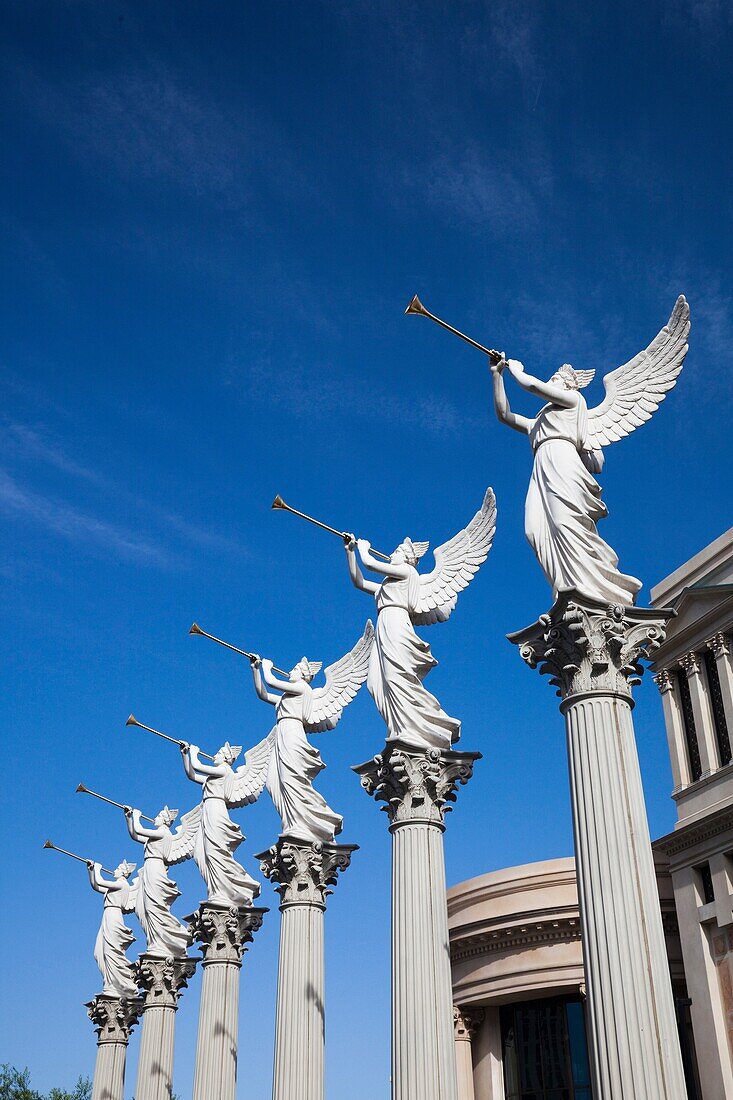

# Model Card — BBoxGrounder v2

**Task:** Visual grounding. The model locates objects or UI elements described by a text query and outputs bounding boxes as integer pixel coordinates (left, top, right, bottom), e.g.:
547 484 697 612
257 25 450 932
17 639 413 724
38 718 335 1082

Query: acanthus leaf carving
354 740 479 827
134 953 197 1009
508 591 671 702
86 993 143 1044
258 836 357 908
186 902 267 965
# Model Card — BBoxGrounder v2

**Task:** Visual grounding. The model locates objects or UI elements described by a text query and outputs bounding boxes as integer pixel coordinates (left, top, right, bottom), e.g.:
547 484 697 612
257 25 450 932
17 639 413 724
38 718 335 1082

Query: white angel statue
123 804 199 957
344 489 496 751
87 859 139 999
251 621 374 843
180 736 275 907
491 296 689 604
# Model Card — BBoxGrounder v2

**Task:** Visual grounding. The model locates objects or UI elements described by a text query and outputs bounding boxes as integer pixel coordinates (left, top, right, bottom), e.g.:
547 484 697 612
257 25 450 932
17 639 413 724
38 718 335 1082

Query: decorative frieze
187 902 267 966
259 836 357 909
354 739 480 828
508 591 670 702
86 994 142 1044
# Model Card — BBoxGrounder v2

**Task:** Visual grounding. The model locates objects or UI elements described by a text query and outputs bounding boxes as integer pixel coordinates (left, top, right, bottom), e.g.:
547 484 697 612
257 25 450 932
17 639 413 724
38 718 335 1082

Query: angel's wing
586 296 689 450
411 488 497 626
165 804 202 865
225 727 277 808
305 621 374 733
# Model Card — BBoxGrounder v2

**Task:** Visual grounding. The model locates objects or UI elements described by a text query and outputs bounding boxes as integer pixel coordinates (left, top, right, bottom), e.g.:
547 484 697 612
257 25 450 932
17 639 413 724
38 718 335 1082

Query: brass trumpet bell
404 294 430 317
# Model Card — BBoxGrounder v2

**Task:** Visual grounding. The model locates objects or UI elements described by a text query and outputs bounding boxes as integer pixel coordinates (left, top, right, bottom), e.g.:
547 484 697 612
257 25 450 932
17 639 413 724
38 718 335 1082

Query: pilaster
680 650 719 774
709 633 733 745
654 668 689 789
454 1007 484 1100
509 591 686 1100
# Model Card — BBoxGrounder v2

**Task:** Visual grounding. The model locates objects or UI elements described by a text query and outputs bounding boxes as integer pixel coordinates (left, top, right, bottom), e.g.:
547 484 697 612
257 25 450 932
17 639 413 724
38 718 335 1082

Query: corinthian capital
708 633 730 660
86 993 143 1044
680 651 702 677
258 836 357 909
135 953 197 1009
353 740 480 828
654 669 675 695
508 591 671 702
186 902 267 965
454 1004 485 1041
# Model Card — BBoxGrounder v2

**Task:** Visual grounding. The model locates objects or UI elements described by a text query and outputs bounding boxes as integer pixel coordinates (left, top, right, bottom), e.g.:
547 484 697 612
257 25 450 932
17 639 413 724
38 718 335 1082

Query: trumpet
405 295 503 364
125 714 216 761
189 623 289 678
76 783 156 823
43 839 114 875
271 495 391 562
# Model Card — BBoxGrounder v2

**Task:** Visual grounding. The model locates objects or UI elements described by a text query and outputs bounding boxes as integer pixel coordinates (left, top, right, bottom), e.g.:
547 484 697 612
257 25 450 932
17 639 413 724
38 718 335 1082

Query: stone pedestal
258 836 357 1100
134 954 197 1100
354 740 479 1100
509 592 687 1100
86 993 143 1100
187 902 268 1100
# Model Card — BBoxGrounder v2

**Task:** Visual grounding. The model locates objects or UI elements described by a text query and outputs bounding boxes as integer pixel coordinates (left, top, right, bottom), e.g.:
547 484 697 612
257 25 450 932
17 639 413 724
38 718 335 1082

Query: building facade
450 528 733 1100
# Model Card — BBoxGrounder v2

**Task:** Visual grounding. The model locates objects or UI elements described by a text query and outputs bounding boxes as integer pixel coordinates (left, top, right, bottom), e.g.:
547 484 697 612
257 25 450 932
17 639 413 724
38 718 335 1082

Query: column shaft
192 956 241 1100
472 1008 504 1100
136 1007 176 1100
259 835 356 1100
354 742 479 1100
273 905 324 1100
565 693 685 1098
187 903 267 1100
393 822 456 1100
87 994 141 1100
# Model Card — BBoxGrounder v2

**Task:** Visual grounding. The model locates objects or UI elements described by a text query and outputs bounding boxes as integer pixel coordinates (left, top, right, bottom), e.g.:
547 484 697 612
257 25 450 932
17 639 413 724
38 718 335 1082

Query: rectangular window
501 998 592 1099
677 670 703 781
704 650 732 767
698 862 715 905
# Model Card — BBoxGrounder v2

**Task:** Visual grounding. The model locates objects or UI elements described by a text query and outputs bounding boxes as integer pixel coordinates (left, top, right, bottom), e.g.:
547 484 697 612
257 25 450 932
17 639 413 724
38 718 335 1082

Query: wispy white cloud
0 468 173 566
233 355 480 439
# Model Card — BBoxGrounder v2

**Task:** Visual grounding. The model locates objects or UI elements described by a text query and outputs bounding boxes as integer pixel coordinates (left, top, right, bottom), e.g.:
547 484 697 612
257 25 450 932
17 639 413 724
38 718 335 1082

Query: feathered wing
305 621 374 732
412 488 497 626
586 296 689 450
225 728 277 808
165 804 202 865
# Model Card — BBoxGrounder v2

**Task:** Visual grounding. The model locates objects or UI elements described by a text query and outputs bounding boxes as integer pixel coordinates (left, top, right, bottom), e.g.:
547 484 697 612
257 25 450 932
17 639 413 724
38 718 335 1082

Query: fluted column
258 836 357 1100
510 592 686 1100
354 740 479 1100
454 1006 483 1100
188 902 267 1100
87 994 142 1100
134 954 197 1100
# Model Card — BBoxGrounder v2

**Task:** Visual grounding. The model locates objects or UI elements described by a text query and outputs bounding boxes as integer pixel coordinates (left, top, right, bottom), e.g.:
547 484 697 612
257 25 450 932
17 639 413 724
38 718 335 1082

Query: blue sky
2 1 732 1095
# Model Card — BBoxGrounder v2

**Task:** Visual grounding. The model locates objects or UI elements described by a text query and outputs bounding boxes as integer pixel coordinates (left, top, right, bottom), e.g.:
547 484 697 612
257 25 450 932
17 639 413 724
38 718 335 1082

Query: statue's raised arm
124 804 193 958
494 297 689 604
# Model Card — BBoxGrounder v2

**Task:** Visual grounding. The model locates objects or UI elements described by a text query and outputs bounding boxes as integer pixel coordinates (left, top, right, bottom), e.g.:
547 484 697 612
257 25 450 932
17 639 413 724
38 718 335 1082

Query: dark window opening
501 997 593 1100
678 670 703 781
704 650 731 766
698 862 715 905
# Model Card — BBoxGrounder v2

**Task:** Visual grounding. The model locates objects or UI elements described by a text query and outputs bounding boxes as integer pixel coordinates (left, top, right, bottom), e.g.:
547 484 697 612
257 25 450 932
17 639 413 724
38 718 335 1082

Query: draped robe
369 569 460 750
193 769 259 907
94 882 137 999
268 688 342 843
526 397 642 605
136 831 190 957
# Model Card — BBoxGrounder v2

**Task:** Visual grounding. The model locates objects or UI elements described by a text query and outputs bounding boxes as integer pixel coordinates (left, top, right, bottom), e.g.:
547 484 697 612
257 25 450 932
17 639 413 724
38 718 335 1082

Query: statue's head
214 741 242 765
391 537 429 567
549 364 595 390
114 860 136 880
289 657 322 683
155 806 179 827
